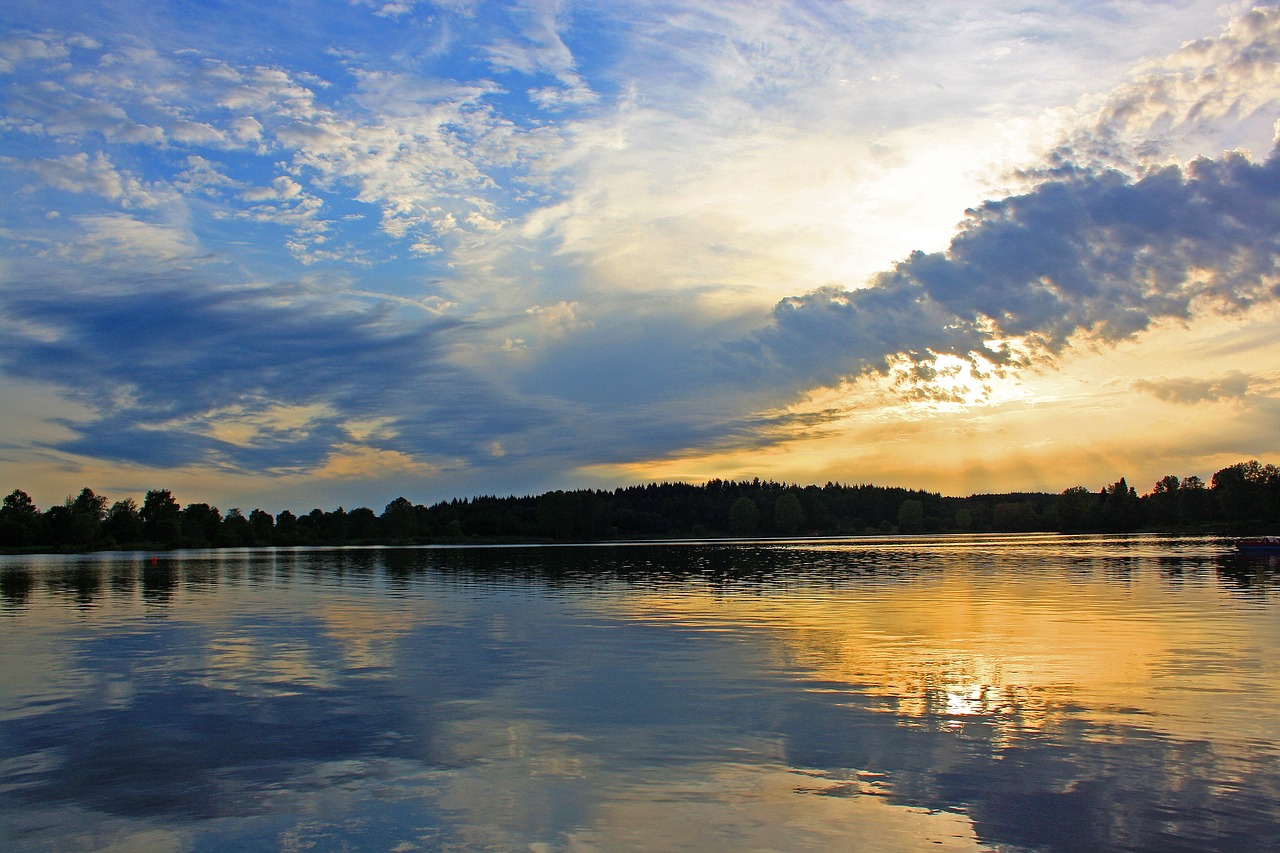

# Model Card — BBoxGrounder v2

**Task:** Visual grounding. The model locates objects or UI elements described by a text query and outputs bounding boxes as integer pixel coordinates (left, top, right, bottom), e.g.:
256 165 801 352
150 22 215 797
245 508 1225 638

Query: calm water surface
2 534 1279 852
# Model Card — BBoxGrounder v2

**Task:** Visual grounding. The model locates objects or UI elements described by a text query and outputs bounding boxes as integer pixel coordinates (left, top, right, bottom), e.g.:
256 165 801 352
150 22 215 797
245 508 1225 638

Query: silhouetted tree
1056 486 1094 532
140 489 182 544
1146 475 1182 527
11 459 1280 552
65 487 107 546
248 509 274 545
381 497 415 540
1100 478 1144 532
274 509 298 545
537 491 578 539
897 499 924 534
994 501 1038 532
1212 460 1280 528
221 508 253 546
348 507 379 539
0 489 42 546
42 504 73 545
774 492 805 535
729 496 759 536
1177 475 1215 526
102 498 143 544
181 503 222 546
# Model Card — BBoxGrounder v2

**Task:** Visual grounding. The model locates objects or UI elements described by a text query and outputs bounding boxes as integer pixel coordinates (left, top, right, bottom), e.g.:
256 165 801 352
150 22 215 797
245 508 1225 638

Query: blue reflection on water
1 536 1279 851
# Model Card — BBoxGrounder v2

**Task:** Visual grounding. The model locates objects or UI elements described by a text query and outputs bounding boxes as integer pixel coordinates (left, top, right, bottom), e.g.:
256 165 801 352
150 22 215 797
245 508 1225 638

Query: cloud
241 176 305 203
25 139 1274 487
0 40 554 256
272 69 553 250
0 32 70 73
311 443 441 479
174 155 241 196
4 1 1280 500
1132 371 1251 404
1068 5 1280 165
10 151 170 208
348 0 470 20
479 0 598 111
745 148 1280 395
0 271 568 477
5 79 166 143
72 213 199 263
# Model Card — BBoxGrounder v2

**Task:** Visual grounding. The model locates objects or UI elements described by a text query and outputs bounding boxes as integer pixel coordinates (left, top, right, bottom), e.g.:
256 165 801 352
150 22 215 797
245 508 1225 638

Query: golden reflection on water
602 559 1280 751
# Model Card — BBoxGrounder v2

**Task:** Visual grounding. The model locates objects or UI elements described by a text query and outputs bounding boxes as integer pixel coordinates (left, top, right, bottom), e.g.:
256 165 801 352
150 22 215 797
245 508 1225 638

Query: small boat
1235 536 1280 552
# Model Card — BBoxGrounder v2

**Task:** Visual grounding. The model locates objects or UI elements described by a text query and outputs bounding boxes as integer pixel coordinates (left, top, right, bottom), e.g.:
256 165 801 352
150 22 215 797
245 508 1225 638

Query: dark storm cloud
745 148 1280 390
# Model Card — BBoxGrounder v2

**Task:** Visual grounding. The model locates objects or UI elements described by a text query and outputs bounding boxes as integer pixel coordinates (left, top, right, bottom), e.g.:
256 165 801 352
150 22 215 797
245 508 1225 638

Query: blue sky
3 0 1280 511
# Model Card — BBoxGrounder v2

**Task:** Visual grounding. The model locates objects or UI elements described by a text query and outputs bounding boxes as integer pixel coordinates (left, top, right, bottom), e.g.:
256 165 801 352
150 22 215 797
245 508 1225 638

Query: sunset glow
3 1 1280 508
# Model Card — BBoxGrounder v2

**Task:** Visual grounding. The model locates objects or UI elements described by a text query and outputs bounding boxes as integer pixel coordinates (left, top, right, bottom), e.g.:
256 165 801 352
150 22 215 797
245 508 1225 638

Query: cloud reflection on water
2 538 1280 851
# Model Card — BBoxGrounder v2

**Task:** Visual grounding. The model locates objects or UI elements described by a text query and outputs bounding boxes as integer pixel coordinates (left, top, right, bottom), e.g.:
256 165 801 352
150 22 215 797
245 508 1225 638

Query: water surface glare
2 534 1279 851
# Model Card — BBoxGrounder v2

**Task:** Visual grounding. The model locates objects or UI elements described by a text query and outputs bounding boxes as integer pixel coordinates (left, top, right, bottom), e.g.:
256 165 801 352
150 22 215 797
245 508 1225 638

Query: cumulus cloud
10 151 169 208
241 175 305 202
745 148 1280 394
0 32 71 73
174 155 240 196
4 80 166 143
1068 5 1280 165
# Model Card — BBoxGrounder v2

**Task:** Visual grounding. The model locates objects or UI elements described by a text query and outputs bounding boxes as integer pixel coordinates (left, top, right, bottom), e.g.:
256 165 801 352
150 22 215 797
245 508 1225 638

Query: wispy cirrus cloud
1132 371 1252 404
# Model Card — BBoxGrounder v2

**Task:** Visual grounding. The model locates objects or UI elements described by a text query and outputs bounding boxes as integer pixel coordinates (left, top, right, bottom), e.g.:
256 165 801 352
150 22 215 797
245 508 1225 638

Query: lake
2 534 1278 852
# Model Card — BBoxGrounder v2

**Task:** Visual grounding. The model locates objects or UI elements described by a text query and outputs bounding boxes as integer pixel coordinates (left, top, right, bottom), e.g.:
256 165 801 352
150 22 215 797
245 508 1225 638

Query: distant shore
4 461 1276 555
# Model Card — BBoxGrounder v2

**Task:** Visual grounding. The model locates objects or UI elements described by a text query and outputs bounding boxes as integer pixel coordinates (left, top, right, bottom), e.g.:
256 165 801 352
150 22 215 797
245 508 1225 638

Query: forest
1 460 1278 552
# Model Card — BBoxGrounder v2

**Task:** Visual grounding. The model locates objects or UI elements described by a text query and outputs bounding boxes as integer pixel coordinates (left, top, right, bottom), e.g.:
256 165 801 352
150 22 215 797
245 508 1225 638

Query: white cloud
229 115 263 142
261 70 552 251
215 66 322 119
235 190 337 260
175 155 240 196
12 152 173 209
241 175 305 202
1063 4 1280 165
7 81 166 143
71 212 199 263
169 119 228 146
0 33 70 73
347 0 460 19
481 0 598 110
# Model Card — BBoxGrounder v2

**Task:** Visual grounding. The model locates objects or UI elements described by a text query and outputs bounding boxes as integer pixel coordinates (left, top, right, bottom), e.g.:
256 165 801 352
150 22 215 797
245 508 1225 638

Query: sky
3 0 1280 512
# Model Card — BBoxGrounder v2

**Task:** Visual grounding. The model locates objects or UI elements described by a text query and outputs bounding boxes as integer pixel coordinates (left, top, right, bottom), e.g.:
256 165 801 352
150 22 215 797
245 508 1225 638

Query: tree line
1 459 1277 552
